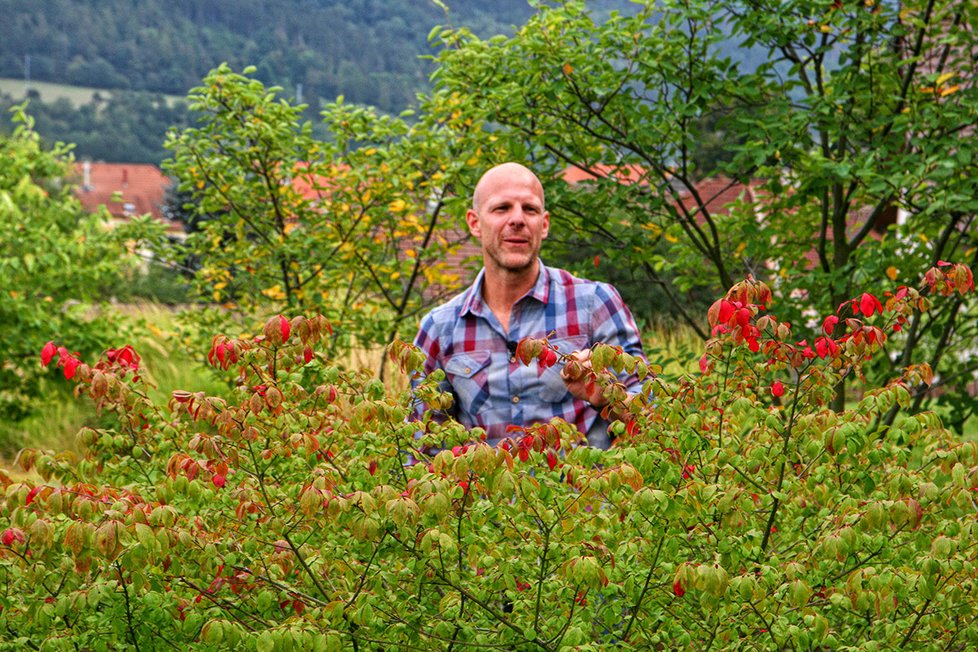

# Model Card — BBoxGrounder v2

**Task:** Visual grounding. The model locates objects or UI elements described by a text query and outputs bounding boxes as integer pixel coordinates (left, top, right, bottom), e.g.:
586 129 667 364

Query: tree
162 65 490 359
0 105 157 435
427 0 978 422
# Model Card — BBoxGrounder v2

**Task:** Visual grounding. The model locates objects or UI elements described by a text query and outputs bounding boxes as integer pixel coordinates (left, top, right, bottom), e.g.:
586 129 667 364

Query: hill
0 0 634 162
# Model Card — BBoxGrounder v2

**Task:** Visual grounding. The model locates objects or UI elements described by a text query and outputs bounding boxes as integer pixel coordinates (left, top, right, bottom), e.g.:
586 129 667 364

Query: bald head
472 162 546 213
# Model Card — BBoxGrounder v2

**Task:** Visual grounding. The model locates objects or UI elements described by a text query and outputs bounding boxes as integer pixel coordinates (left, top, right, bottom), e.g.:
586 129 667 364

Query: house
73 162 183 236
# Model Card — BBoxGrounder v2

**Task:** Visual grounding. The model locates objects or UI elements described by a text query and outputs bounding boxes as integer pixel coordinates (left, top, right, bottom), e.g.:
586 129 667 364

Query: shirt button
512 396 520 404
509 356 516 364
464 367 471 374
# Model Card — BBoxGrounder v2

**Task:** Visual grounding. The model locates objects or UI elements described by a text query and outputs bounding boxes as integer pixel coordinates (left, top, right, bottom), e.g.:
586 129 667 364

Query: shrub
1 264 975 650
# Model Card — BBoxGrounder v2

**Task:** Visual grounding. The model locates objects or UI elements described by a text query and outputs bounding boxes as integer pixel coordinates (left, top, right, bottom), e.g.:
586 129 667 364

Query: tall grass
642 320 704 379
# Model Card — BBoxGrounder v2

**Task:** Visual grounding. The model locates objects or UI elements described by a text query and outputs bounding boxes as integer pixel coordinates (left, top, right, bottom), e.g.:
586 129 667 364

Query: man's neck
480 260 541 334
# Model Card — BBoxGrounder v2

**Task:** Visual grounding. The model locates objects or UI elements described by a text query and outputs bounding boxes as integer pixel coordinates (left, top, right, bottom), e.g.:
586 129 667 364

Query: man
412 162 647 449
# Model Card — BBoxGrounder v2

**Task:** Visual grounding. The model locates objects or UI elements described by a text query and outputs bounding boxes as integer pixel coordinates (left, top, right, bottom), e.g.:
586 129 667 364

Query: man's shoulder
420 285 473 327
545 264 618 299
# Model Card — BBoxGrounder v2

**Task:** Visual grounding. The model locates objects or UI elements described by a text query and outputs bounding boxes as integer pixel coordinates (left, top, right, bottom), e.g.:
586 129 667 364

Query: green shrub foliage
0 105 160 429
2 264 976 650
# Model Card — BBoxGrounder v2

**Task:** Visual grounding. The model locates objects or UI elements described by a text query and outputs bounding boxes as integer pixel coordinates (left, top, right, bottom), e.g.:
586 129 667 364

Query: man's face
466 165 550 275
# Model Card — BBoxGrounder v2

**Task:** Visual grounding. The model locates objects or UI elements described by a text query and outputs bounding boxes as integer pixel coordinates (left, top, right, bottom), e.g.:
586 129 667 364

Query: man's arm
411 313 456 422
561 282 648 409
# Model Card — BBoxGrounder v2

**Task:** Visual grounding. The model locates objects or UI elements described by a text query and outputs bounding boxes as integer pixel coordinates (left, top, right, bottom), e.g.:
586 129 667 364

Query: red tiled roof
73 162 180 232
674 175 761 220
561 163 650 185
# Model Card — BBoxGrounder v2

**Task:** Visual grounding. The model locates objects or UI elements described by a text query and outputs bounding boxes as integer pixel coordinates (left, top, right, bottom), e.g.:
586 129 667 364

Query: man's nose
507 208 527 226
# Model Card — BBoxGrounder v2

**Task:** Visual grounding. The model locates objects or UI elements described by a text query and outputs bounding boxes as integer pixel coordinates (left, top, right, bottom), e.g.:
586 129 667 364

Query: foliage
0 105 160 434
0 0 606 119
162 65 492 358
427 0 978 420
1 266 974 649
0 90 193 165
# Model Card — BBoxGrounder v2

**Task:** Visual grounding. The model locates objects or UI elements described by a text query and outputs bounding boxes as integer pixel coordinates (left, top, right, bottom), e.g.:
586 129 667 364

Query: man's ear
466 208 482 238
541 211 550 239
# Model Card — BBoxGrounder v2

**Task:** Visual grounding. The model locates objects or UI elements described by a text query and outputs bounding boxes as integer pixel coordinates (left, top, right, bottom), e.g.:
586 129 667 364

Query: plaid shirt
412 262 646 448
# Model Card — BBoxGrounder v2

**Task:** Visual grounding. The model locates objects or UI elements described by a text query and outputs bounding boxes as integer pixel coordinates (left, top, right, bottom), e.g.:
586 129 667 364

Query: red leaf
698 354 709 373
673 579 685 597
822 315 838 336
771 380 785 397
859 293 882 317
62 356 79 380
212 474 226 489
1 528 25 546
546 450 558 471
41 341 57 366
538 348 558 369
736 307 751 329
718 300 735 324
368 460 377 476
25 486 41 505
279 315 291 343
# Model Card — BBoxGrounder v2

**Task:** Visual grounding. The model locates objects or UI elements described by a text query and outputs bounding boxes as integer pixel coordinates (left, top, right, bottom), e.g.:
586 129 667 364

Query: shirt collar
460 259 551 317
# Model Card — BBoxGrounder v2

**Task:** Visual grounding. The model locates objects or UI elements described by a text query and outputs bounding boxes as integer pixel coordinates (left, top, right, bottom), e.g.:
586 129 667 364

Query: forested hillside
0 0 633 162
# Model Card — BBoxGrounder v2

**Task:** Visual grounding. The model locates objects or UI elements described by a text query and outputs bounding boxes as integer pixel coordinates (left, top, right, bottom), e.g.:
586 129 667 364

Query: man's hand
560 349 608 407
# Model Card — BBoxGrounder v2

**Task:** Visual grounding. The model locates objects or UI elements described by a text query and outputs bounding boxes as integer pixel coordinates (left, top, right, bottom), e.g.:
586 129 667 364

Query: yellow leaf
940 85 960 97
936 72 955 86
214 281 227 291
388 199 408 213
562 62 574 75
664 233 679 244
734 241 747 257
262 285 286 300
886 266 898 281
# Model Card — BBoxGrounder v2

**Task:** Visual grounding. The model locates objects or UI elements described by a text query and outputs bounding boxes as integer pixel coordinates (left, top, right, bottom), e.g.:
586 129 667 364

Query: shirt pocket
444 350 493 416
538 335 589 403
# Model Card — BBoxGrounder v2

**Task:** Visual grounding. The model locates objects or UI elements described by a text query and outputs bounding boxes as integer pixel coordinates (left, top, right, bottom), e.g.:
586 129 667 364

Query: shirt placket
507 297 546 428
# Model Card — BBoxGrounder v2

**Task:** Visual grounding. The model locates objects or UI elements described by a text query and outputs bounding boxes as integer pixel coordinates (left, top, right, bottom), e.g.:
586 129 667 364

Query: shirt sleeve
589 282 648 393
411 311 456 422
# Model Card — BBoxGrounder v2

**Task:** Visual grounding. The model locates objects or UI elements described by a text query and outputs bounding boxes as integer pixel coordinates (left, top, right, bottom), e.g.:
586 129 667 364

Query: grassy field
0 77 184 107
